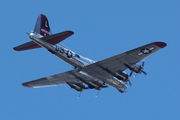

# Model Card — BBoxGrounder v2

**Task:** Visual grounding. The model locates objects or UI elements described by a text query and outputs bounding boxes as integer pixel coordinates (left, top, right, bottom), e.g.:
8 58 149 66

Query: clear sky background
0 0 179 120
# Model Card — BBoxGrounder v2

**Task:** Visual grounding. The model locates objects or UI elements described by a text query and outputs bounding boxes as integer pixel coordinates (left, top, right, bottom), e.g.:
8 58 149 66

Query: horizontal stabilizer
13 31 74 51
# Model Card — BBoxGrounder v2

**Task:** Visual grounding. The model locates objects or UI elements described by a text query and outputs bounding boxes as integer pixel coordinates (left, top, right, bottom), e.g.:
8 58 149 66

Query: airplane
13 14 167 96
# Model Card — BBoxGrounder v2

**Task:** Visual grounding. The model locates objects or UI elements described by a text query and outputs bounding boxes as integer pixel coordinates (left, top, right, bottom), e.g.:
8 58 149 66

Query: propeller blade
130 71 133 77
129 81 132 86
134 73 138 78
142 71 147 75
77 92 82 99
142 60 145 67
95 91 100 97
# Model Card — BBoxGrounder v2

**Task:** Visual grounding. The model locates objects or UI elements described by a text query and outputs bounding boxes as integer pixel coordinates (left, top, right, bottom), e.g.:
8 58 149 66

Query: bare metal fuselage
29 31 127 91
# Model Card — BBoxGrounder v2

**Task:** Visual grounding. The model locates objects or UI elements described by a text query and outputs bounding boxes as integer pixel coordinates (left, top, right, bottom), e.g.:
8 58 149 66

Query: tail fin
13 14 74 51
34 14 52 36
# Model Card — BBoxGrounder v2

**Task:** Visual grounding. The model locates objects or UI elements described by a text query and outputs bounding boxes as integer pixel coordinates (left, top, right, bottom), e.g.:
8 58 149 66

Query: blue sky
1 0 180 120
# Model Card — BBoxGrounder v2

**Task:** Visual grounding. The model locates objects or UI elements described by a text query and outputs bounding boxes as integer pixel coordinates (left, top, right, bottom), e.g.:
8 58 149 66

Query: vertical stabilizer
34 14 52 36
13 14 74 51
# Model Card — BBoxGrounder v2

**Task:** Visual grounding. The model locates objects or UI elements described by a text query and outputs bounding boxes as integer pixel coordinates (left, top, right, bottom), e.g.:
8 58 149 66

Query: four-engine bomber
13 14 167 97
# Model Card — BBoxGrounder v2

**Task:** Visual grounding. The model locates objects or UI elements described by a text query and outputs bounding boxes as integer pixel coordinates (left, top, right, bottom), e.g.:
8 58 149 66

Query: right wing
22 70 95 88
82 42 167 79
13 31 74 51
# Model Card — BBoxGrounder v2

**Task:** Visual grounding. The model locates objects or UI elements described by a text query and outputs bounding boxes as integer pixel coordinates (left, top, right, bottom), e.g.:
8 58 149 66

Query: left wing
22 70 95 88
82 42 167 78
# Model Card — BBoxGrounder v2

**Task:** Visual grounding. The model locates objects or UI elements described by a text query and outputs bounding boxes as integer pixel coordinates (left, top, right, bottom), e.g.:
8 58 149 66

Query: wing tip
154 42 167 48
66 30 74 35
13 47 27 51
22 83 33 88
13 47 20 51
13 47 25 51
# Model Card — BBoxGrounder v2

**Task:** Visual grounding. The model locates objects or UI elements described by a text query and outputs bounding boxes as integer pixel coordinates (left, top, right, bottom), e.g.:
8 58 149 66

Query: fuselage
29 31 127 91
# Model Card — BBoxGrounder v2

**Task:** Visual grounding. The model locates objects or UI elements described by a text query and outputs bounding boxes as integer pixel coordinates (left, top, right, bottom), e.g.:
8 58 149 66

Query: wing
22 70 95 88
82 42 167 78
13 31 74 51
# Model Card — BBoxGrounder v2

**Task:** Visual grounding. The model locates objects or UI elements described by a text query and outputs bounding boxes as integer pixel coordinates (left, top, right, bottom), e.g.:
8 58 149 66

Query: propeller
124 60 147 86
140 60 147 76
131 60 147 78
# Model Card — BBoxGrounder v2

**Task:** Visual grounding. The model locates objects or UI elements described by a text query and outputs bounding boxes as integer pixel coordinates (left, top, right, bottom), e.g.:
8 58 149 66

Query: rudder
34 14 52 36
13 14 74 51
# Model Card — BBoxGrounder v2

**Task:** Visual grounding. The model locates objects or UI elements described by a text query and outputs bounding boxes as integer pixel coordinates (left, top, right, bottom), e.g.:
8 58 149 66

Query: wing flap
13 31 74 51
22 70 96 88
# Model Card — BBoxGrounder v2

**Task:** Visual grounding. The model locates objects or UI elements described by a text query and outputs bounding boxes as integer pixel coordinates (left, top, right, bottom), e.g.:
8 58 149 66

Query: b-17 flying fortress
14 14 167 97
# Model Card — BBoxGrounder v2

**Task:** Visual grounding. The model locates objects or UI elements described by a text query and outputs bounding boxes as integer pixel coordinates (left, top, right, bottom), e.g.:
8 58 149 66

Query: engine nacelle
124 62 147 76
88 81 104 90
100 66 130 82
124 63 142 74
116 71 130 82
66 82 85 92
116 88 125 93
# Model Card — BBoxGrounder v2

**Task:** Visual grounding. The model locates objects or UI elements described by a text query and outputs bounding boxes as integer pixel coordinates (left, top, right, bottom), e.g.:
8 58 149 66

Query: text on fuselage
55 45 73 58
